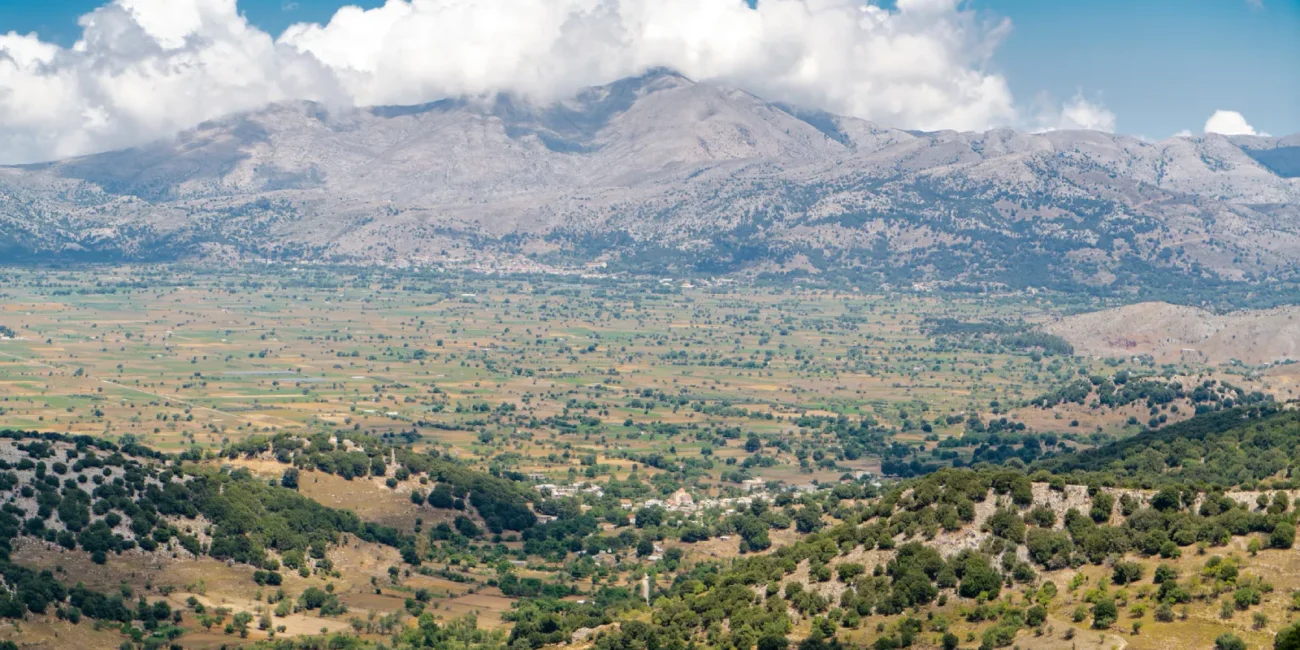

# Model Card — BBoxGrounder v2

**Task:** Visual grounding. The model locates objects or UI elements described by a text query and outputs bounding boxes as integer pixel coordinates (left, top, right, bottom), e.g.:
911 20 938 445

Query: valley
0 3 1297 650
0 266 1296 649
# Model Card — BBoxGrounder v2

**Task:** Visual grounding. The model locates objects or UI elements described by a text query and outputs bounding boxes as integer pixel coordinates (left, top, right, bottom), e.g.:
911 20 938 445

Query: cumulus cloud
1203 110 1258 136
0 0 1091 164
0 0 344 163
1028 91 1116 134
278 0 1018 131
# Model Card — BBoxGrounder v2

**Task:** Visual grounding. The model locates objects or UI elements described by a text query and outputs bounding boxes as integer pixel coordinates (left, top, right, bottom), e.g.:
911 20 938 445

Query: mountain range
1 68 1298 296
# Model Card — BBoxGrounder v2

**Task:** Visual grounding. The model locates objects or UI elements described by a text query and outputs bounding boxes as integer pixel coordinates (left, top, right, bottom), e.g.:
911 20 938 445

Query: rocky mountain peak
0 71 1296 294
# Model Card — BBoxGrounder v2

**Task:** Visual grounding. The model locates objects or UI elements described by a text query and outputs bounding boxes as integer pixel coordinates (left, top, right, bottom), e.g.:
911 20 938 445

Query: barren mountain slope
0 69 1297 293
1045 302 1300 364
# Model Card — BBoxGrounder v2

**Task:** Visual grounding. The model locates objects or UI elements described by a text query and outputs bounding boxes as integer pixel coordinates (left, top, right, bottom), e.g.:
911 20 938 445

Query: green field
0 266 1266 480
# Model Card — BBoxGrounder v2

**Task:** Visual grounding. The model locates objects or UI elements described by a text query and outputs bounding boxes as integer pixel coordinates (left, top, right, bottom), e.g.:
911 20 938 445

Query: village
526 473 884 561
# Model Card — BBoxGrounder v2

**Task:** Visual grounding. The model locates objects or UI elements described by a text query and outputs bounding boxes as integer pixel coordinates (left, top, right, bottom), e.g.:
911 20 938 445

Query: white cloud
1029 91 1116 134
278 0 1018 130
0 0 1089 164
1203 110 1258 136
0 0 344 163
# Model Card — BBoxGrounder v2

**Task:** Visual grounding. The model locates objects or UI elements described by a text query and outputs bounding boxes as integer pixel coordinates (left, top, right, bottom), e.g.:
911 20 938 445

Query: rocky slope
1045 302 1300 365
1 69 1297 293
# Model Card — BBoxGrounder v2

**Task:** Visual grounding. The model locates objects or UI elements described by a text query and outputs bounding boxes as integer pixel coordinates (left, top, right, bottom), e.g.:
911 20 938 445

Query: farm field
0 266 1279 483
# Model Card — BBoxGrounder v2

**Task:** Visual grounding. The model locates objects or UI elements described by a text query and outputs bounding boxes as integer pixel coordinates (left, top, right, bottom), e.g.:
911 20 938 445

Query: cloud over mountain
0 0 1074 165
1204 110 1260 136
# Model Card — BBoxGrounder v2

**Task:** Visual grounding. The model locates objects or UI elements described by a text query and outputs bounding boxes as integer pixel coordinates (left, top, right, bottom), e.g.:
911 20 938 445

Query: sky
0 0 1295 164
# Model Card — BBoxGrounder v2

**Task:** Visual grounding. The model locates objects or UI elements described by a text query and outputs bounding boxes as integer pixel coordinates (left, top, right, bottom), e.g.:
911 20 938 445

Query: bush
1277 622 1300 650
1026 605 1047 627
1092 596 1117 629
981 624 1018 648
1214 633 1246 650
837 563 865 582
252 571 282 586
1155 603 1175 622
1153 564 1178 585
958 556 1002 599
1112 561 1143 585
1272 522 1296 550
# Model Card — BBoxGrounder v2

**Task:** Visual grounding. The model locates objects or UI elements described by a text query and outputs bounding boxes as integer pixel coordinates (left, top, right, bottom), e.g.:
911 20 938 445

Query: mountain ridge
1 69 1297 297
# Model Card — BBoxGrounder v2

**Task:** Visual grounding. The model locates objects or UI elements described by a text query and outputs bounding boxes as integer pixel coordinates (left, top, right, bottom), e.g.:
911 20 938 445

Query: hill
0 406 1299 648
1045 302 1300 365
0 70 1298 300
1032 404 1300 489
506 405 1300 650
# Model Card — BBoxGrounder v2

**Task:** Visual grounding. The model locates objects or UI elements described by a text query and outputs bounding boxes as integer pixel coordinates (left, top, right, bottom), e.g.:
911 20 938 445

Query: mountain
1 68 1298 296
1044 302 1300 365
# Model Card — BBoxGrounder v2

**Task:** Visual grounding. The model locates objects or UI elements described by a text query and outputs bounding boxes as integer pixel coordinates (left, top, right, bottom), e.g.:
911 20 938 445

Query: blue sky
981 0 1300 138
0 0 1296 139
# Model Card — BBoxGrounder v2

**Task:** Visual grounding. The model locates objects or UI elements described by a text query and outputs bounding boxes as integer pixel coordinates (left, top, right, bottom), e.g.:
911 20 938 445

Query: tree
958 556 1002 600
1026 605 1047 627
1153 564 1178 584
1274 492 1291 514
1277 622 1300 650
795 507 823 534
1112 561 1143 585
757 635 789 650
454 516 480 538
1271 522 1296 549
280 468 299 490
1151 487 1182 512
634 506 665 528
232 611 253 638
890 567 938 608
737 517 771 551
1155 603 1175 622
1091 595 1117 629
1090 493 1115 523
836 563 865 582
987 509 1025 543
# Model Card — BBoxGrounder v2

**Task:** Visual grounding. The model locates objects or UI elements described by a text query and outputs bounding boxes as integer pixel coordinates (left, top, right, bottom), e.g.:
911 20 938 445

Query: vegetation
1037 405 1300 489
0 267 1296 650
0 428 411 639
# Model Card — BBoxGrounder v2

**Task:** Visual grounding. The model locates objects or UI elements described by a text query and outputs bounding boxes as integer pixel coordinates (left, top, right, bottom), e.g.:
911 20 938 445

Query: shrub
1272 522 1296 550
1155 603 1174 622
1091 596 1117 629
1112 561 1143 585
1276 622 1300 650
1214 633 1246 650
